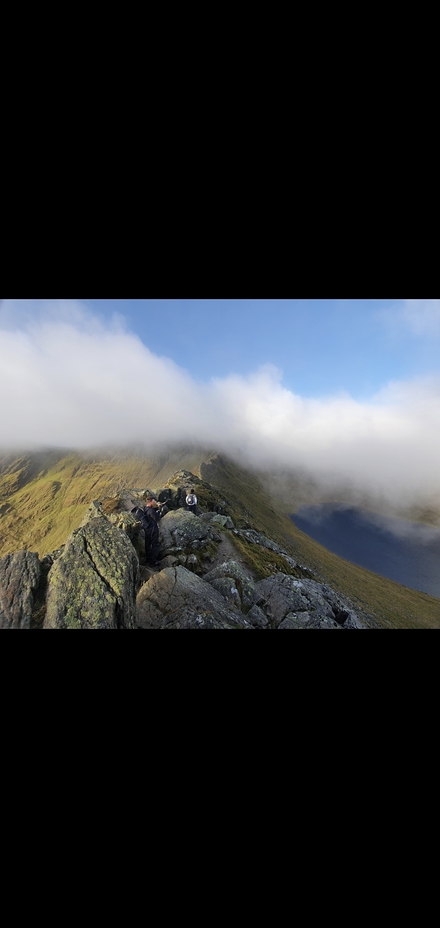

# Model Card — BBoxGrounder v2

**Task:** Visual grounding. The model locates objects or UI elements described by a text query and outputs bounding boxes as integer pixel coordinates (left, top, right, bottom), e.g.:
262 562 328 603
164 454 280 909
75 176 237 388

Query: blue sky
83 298 440 400
1 298 439 508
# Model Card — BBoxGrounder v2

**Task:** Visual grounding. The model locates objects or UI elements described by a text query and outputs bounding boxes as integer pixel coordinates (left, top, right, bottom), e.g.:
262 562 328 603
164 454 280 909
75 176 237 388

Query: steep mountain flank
1 448 440 628
0 446 215 558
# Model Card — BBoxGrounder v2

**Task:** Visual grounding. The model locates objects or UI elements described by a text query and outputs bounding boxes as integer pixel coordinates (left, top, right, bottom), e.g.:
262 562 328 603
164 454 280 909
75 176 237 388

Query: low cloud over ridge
1 301 439 509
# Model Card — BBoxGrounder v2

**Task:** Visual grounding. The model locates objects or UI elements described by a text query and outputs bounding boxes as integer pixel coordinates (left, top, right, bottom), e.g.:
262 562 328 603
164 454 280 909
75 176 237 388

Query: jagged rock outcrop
0 550 41 629
246 603 269 628
158 509 221 559
210 515 235 529
231 527 306 573
203 560 257 610
154 471 203 511
136 565 252 629
253 575 365 629
43 517 139 629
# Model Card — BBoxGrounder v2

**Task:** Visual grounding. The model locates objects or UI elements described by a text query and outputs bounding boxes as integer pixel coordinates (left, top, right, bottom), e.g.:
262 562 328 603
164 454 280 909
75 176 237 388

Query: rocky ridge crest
0 469 368 629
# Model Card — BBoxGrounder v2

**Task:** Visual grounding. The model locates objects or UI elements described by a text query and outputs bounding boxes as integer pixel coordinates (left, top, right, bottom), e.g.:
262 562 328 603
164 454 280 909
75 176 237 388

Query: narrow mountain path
203 529 259 581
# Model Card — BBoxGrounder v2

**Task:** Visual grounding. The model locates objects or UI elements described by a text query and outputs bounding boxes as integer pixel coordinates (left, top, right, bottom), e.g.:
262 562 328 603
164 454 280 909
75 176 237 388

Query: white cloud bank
1 301 439 508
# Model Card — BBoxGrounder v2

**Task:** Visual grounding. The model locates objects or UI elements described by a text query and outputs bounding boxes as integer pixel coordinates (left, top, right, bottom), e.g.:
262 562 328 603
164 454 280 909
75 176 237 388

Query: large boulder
158 509 220 557
246 603 270 628
253 575 310 626
203 560 257 609
43 517 139 629
254 575 365 629
0 550 41 629
107 510 141 542
136 566 252 629
211 514 234 529
80 500 104 525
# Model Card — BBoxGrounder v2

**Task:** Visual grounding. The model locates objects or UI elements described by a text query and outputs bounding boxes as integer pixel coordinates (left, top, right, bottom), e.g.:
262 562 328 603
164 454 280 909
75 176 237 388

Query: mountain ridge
1 446 439 629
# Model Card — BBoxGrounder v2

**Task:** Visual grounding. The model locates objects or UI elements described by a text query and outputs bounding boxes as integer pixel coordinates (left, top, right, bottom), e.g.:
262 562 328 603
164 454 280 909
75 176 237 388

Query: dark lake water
291 505 440 598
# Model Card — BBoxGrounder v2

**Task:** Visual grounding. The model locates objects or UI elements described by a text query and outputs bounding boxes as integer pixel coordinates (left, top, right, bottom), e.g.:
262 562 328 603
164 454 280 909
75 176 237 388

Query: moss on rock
44 517 139 629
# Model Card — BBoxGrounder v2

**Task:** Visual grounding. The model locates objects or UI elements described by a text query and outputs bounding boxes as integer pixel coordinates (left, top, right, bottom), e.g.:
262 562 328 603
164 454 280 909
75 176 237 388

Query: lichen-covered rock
294 581 336 620
246 604 269 628
279 612 343 629
40 545 65 565
254 575 310 625
278 614 309 629
296 580 365 627
255 575 365 628
0 550 40 629
161 607 234 629
203 560 257 608
80 500 104 526
107 510 139 541
136 566 252 629
211 514 234 529
258 534 283 553
118 490 144 512
158 509 220 558
43 517 139 629
233 529 298 570
158 555 180 569
208 577 242 608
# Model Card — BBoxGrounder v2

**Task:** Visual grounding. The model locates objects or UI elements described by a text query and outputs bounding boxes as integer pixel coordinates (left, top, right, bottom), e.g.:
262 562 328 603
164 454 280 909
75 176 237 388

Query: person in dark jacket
131 494 166 567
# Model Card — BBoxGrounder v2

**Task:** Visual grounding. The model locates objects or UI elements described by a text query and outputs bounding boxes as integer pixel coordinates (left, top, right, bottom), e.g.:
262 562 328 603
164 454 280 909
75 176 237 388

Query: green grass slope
0 446 214 558
200 454 440 629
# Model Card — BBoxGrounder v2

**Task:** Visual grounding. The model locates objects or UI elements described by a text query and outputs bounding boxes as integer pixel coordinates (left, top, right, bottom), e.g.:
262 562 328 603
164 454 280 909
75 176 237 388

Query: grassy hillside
200 454 440 629
1 446 439 629
0 446 214 558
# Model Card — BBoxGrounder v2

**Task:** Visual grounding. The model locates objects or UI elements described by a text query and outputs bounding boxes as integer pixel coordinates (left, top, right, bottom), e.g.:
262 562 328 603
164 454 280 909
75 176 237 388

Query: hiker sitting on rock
131 493 166 567
186 489 198 515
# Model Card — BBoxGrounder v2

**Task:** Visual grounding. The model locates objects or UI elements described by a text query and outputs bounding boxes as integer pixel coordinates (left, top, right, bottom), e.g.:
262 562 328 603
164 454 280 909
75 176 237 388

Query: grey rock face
246 604 269 628
162 608 232 629
80 500 104 525
0 550 41 629
298 580 365 628
254 575 365 629
278 614 310 629
232 528 299 570
254 575 310 625
208 577 242 607
279 612 343 629
136 566 251 629
158 509 220 557
43 517 139 629
104 506 145 560
158 555 180 569
203 560 257 608
211 515 235 529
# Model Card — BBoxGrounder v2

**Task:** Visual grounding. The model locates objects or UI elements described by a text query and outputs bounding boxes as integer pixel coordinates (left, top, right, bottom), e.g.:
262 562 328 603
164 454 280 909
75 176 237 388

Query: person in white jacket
185 489 198 515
